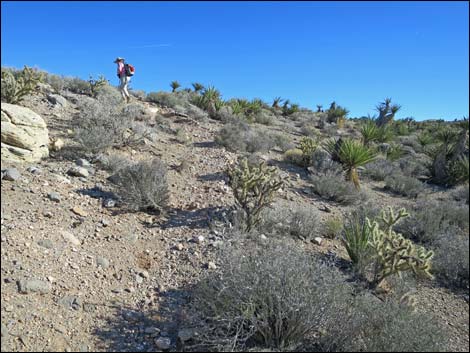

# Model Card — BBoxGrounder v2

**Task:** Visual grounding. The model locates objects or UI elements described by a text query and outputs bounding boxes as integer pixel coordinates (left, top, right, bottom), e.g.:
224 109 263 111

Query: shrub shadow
92 287 192 352
192 141 217 149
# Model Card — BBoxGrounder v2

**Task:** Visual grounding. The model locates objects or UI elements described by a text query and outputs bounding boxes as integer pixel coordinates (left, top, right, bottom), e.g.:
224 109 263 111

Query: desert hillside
1 67 469 352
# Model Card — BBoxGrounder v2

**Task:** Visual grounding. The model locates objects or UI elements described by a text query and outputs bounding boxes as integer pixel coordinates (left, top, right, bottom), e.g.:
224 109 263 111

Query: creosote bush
110 158 169 213
384 174 424 199
310 172 367 205
189 238 351 351
215 121 276 153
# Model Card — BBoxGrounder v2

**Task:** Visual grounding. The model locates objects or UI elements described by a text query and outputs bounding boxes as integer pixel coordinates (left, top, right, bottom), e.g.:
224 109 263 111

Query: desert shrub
259 203 320 241
300 122 320 137
215 121 276 153
323 216 343 239
271 133 294 152
397 154 430 178
190 238 351 351
254 108 275 125
184 103 208 120
111 158 169 212
395 199 469 244
97 152 132 173
451 184 469 204
146 91 179 108
364 158 395 181
129 89 146 100
310 172 366 205
175 128 192 145
121 102 151 121
43 73 67 93
309 150 343 176
87 75 108 97
322 295 446 352
228 159 285 232
75 96 152 153
64 76 91 95
1 65 43 103
384 174 424 198
283 148 304 166
433 232 469 289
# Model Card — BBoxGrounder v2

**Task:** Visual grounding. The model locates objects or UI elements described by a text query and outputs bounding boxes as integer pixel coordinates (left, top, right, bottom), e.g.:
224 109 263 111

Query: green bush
323 216 343 239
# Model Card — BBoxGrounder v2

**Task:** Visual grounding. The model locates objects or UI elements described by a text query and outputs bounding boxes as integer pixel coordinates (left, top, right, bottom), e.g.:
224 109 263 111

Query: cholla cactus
228 158 286 232
1 66 43 104
88 75 108 97
367 207 434 288
299 137 318 166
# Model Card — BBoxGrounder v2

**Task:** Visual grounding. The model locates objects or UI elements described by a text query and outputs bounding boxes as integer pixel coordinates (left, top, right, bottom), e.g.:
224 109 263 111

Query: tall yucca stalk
324 138 377 189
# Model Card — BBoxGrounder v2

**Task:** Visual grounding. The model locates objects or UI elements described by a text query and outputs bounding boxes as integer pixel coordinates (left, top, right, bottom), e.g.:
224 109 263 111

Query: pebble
53 174 71 184
48 192 61 202
193 235 205 244
71 206 88 217
144 327 160 335
313 237 322 245
2 168 21 181
75 159 91 167
155 337 171 350
37 239 54 249
260 234 268 241
67 166 89 178
26 166 41 174
207 261 217 270
62 230 81 246
96 257 110 269
101 219 110 227
135 275 144 284
103 198 116 208
175 243 184 251
178 328 194 342
139 270 150 279
43 211 53 218
58 295 81 310
17 279 51 294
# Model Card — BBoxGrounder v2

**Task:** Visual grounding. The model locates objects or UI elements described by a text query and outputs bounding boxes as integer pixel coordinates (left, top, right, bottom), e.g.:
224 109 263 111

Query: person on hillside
114 57 131 103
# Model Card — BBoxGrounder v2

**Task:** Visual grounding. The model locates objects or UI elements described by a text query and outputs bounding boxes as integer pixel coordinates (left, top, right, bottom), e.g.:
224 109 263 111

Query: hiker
114 57 131 103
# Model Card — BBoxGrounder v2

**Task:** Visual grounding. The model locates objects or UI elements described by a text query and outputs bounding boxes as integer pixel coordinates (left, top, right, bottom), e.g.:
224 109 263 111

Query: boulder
1 103 49 163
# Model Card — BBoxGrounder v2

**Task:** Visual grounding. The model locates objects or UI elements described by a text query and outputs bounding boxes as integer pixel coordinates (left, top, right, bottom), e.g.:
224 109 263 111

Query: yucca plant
418 132 433 147
324 138 378 189
376 125 395 143
375 98 401 127
272 97 283 109
170 80 181 92
386 144 405 161
342 213 373 273
191 82 205 93
360 120 379 146
448 155 469 185
316 104 323 113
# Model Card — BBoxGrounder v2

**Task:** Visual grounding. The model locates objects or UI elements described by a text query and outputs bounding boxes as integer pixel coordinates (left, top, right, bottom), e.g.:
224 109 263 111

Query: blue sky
2 1 468 121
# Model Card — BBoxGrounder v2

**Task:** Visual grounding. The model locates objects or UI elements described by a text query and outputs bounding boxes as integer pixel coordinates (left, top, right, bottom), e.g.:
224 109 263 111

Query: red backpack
125 63 135 77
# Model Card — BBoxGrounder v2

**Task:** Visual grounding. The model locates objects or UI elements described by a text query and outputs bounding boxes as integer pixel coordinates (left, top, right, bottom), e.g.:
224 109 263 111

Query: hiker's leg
119 76 127 100
123 77 130 98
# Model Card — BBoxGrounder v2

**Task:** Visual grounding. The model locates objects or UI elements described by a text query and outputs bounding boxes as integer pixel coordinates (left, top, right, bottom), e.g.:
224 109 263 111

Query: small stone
96 257 110 269
260 234 268 241
139 270 150 279
62 230 81 246
101 219 110 227
51 138 65 152
17 279 51 294
193 235 205 244
71 206 88 217
313 237 322 245
3 168 21 181
67 166 89 178
155 337 171 350
37 239 54 249
48 192 61 202
103 198 116 208
58 295 81 310
75 159 91 167
144 327 160 335
27 166 41 174
175 243 184 251
53 174 71 184
125 287 135 293
135 275 143 284
111 288 123 294
177 328 194 343
207 261 217 270
43 211 53 218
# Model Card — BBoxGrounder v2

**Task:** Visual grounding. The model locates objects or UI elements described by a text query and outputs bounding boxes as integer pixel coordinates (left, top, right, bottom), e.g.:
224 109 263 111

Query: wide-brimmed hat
113 57 125 63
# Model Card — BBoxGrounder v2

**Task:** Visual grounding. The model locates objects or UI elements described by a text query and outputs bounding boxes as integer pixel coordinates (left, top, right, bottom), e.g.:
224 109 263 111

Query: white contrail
127 44 171 49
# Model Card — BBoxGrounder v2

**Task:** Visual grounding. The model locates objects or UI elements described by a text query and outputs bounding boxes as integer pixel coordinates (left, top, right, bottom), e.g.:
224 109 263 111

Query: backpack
124 63 135 77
